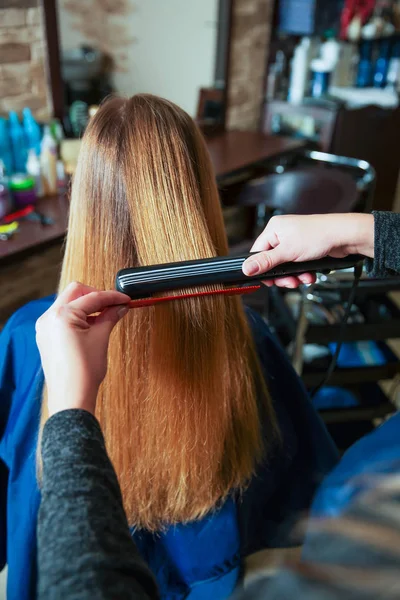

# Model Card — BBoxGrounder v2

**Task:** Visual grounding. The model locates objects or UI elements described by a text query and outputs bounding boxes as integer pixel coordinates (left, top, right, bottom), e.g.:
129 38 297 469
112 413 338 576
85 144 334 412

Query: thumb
94 304 129 336
243 246 287 276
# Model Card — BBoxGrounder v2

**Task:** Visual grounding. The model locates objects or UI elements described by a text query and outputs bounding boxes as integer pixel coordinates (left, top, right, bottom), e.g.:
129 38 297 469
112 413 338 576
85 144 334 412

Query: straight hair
40 94 277 530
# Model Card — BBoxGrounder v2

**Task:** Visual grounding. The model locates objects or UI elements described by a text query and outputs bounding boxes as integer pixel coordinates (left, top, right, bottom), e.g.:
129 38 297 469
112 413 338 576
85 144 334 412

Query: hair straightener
116 254 365 308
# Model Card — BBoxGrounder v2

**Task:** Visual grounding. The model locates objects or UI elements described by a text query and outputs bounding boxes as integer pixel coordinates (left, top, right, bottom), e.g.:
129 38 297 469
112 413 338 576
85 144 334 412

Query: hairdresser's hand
36 283 130 417
243 213 374 288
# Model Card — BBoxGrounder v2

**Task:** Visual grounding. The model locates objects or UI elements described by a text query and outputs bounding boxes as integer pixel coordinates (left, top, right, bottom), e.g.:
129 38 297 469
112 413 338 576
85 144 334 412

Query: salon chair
227 150 376 383
227 150 375 256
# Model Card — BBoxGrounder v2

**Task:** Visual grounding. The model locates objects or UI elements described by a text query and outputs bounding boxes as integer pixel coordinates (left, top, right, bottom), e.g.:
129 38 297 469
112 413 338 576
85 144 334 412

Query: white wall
58 0 219 117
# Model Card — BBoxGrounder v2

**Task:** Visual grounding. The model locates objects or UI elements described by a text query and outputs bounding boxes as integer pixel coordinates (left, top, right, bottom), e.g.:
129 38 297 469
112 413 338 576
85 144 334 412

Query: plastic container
0 117 14 175
40 125 57 195
321 33 341 72
22 108 42 156
373 39 391 88
0 160 12 219
10 174 36 208
356 40 373 87
288 37 311 105
310 59 331 98
56 159 67 193
0 183 12 219
26 149 43 197
386 40 400 91
8 111 27 173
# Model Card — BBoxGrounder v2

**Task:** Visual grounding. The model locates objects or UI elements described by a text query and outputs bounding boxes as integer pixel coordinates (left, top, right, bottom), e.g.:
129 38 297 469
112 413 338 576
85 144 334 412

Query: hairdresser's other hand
36 283 130 417
243 213 374 288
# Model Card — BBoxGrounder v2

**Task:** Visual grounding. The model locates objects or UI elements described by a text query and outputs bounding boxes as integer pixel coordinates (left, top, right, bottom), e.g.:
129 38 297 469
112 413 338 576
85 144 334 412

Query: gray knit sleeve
38 409 158 600
366 211 400 278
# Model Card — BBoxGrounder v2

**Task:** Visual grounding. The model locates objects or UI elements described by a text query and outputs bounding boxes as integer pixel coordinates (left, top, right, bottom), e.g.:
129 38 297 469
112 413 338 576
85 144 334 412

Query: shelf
306 294 400 343
313 277 400 297
302 341 400 387
269 288 400 346
320 400 395 425
317 383 396 443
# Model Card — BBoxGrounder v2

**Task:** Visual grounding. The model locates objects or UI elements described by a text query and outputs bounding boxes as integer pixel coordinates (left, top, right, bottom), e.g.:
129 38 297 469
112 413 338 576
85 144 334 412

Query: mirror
55 0 232 136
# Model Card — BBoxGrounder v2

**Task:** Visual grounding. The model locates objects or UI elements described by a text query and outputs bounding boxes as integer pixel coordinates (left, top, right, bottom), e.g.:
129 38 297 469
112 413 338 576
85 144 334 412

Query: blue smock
0 297 338 599
308 411 400 520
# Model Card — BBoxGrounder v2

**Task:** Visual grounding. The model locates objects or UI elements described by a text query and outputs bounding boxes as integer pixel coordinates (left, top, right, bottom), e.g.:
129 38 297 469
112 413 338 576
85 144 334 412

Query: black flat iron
116 254 365 308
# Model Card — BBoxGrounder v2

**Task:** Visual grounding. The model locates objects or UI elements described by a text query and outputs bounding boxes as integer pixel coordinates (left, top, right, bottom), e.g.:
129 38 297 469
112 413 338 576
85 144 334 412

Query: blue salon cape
307 411 400 521
0 297 338 600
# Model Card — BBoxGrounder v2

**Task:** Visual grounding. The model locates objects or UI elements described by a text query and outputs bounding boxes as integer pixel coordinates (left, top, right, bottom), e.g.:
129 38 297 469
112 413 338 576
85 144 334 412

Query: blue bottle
22 107 42 155
8 111 27 173
0 117 14 175
374 39 391 88
356 40 373 88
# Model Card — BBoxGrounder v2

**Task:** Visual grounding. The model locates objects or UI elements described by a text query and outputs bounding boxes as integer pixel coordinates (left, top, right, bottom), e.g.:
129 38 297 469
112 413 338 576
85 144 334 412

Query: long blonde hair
41 94 277 530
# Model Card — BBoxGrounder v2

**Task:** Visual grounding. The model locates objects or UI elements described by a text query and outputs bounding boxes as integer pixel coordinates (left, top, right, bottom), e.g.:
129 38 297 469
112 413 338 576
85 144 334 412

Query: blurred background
1 4 400 594
1 0 400 446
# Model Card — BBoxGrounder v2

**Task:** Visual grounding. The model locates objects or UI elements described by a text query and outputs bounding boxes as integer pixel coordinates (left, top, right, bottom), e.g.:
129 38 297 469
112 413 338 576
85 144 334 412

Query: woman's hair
40 94 277 530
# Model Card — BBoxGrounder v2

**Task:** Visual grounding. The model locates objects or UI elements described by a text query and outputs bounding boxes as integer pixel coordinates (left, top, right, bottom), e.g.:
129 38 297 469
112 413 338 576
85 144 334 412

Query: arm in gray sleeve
366 211 400 278
38 409 158 600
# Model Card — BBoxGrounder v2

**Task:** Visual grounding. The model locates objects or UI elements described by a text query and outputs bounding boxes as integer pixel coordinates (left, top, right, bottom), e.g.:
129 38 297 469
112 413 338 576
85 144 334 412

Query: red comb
128 285 261 309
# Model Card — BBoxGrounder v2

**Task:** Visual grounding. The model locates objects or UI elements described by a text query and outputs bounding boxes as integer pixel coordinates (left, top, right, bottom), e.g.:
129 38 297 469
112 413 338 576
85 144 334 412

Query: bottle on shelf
0 117 14 175
0 160 12 219
8 111 27 174
40 125 57 196
22 108 42 156
387 40 400 91
266 50 287 101
373 38 391 88
356 40 374 87
288 37 311 105
26 149 43 198
320 31 341 72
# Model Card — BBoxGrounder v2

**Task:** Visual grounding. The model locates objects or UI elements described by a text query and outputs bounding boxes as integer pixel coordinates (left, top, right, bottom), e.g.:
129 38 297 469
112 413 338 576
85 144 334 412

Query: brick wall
0 0 52 120
226 0 273 131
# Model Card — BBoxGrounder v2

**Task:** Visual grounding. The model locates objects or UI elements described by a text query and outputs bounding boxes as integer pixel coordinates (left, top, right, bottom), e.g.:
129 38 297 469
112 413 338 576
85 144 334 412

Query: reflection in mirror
56 0 231 137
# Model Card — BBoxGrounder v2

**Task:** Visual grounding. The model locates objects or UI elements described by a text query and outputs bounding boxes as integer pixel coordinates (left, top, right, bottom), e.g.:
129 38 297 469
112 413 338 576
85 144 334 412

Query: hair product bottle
40 125 57 195
288 37 311 104
26 149 43 197
8 111 27 173
22 108 42 156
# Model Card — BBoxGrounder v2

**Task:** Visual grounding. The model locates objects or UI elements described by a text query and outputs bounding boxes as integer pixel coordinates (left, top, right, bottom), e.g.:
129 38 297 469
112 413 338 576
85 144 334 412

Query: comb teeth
128 285 261 309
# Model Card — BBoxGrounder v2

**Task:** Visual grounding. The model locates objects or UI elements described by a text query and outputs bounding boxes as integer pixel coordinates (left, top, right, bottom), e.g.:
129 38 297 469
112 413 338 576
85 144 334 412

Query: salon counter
0 132 305 325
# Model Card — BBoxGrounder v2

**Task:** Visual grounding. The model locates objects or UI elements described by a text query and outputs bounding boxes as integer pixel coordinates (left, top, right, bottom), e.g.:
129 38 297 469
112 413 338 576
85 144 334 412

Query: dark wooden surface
209 131 305 178
0 132 304 264
0 195 69 264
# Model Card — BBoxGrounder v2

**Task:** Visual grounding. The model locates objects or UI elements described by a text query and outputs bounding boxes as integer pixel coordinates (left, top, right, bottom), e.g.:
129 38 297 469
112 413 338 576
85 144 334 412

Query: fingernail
117 305 129 318
243 260 260 276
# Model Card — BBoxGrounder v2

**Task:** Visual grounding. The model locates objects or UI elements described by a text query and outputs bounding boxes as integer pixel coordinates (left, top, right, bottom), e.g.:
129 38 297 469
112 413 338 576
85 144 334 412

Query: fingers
91 304 129 334
298 273 316 285
53 282 97 307
261 272 316 289
243 247 286 277
68 290 130 317
274 276 301 288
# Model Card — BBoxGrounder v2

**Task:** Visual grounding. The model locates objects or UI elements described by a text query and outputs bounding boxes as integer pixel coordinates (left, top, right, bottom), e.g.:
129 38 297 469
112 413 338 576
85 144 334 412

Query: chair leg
292 284 312 376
